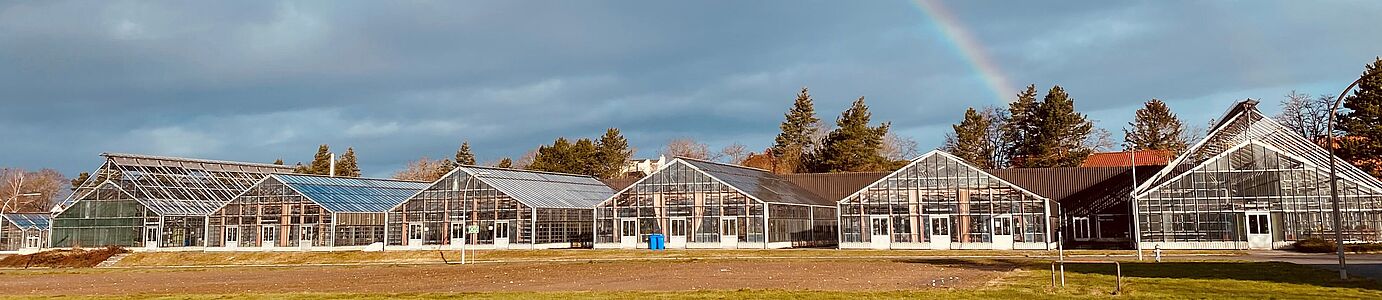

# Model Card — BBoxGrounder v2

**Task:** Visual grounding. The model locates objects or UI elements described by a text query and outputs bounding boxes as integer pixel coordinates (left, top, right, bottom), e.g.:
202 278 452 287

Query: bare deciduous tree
879 132 920 161
719 142 749 164
513 148 539 169
392 157 451 182
661 138 711 160
1084 127 1118 152
1277 90 1333 141
1 168 67 213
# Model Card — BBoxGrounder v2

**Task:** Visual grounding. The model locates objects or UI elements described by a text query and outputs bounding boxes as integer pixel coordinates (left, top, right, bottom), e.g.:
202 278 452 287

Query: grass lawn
113 248 1242 267
6 259 1378 299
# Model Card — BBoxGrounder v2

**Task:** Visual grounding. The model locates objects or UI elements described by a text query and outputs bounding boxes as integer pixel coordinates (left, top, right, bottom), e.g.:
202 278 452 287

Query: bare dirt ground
0 260 1006 296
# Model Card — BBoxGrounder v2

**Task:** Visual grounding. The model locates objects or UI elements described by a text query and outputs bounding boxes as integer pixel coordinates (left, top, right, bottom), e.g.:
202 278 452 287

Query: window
870 217 888 236
931 217 950 236
225 226 239 244
993 217 1012 236
621 219 637 237
670 218 687 237
722 218 739 236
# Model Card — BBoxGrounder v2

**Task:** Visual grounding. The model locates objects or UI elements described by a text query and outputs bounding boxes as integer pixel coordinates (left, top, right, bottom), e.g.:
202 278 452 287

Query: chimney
329 153 337 177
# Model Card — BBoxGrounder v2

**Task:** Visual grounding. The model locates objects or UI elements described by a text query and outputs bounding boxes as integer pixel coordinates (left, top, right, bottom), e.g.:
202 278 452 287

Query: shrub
1291 238 1336 253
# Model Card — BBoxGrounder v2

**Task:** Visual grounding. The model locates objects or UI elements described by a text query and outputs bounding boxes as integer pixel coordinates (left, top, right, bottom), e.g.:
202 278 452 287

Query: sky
1 0 1380 178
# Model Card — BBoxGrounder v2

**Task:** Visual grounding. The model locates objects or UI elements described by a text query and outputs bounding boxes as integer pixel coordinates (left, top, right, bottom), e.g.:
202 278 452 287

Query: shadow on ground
1062 261 1382 291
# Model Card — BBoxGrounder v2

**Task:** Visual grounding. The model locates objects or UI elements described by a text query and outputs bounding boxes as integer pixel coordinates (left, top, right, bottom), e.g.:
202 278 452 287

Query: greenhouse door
668 218 688 248
143 224 159 249
449 221 466 249
493 221 511 249
24 231 41 249
261 225 277 249
407 223 424 249
224 226 239 248
720 217 739 249
929 215 951 250
619 218 638 248
1246 212 1272 249
992 215 1014 250
869 216 891 250
299 225 316 249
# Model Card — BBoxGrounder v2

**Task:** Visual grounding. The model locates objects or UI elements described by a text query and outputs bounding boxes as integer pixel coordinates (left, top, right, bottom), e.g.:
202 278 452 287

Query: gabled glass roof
679 158 833 207
452 166 615 209
845 150 1049 203
2 213 51 230
1137 100 1382 196
61 153 293 216
275 174 430 213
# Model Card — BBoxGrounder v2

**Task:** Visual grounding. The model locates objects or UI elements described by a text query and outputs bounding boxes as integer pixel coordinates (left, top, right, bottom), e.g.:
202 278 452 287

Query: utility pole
1325 69 1375 280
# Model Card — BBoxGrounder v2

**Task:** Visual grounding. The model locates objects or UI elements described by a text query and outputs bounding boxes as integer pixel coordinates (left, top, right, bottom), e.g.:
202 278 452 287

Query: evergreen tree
813 97 891 172
943 107 996 168
308 145 332 175
454 141 477 166
293 162 309 174
336 147 361 177
596 128 633 179
273 159 284 166
71 172 90 189
572 138 599 175
1124 99 1188 153
528 137 572 172
770 87 821 174
497 157 513 169
1003 85 1041 167
1339 57 1382 177
1027 86 1094 167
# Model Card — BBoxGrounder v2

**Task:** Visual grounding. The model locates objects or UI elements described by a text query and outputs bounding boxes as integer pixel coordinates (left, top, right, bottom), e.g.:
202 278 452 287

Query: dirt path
0 260 1004 295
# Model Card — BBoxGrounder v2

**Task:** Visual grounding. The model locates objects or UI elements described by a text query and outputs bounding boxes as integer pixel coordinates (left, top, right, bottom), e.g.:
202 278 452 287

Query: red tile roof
1080 150 1174 168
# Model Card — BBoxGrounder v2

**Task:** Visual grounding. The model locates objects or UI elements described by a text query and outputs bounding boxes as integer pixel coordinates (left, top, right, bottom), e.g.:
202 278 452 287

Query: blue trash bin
649 233 665 250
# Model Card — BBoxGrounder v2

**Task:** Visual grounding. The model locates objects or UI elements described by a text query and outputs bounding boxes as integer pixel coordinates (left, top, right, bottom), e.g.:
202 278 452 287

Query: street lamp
1325 67 1378 280
4 192 44 213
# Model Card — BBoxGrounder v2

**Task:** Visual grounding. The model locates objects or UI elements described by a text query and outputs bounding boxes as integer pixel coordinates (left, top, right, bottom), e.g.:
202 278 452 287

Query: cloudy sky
1 0 1379 178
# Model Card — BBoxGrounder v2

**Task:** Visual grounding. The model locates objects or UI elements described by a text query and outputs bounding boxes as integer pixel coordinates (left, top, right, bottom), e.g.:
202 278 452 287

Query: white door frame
143 223 160 249
929 215 951 250
407 223 424 249
1246 211 1272 250
24 230 41 249
668 217 688 249
449 220 467 250
260 225 276 249
299 224 316 249
992 214 1014 250
720 216 739 249
493 220 511 249
869 215 891 250
619 218 638 249
224 226 239 249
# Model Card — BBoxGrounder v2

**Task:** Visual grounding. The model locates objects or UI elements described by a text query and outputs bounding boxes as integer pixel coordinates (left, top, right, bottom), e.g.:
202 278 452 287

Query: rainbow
912 0 1017 103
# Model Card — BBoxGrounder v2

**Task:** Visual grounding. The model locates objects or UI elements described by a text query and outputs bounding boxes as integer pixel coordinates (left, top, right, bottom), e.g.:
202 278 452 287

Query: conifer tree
71 172 90 189
1027 86 1094 167
273 159 285 166
1003 85 1041 167
813 97 891 172
1339 57 1382 177
336 147 361 177
308 145 332 175
596 128 633 179
497 157 513 169
293 162 309 174
454 141 477 166
770 87 821 174
572 138 599 175
943 107 996 168
1124 99 1188 153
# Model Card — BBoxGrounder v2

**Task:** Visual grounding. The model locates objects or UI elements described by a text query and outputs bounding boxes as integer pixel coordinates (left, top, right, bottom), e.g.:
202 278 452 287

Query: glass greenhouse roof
61 153 294 216
2 213 51 230
454 166 615 209
275 174 430 213
679 158 833 207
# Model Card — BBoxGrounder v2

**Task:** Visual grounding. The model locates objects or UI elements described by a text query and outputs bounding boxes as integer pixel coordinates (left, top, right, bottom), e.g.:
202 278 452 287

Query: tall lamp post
1326 67 1377 280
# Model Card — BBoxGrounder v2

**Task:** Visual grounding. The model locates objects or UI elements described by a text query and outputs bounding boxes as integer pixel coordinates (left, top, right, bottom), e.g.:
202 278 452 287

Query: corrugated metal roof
1080 150 1173 168
2 213 51 230
275 174 430 213
679 158 833 207
990 166 1161 215
458 166 615 209
782 172 891 202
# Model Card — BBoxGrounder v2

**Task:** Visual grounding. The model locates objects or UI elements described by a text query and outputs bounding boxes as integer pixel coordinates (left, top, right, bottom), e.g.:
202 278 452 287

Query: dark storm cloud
0 0 1378 177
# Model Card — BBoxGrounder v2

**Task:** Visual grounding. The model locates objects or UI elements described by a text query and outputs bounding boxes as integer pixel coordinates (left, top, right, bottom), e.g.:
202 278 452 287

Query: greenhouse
838 151 1057 250
386 166 614 250
207 174 428 250
0 213 49 252
595 158 838 249
51 153 292 249
1134 100 1382 250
